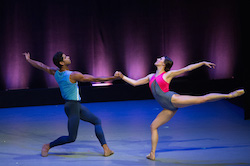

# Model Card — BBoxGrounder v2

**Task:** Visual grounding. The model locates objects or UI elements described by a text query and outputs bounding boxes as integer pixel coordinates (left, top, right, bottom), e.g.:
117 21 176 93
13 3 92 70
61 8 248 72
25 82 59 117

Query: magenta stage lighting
2 4 31 90
206 9 237 79
43 4 75 88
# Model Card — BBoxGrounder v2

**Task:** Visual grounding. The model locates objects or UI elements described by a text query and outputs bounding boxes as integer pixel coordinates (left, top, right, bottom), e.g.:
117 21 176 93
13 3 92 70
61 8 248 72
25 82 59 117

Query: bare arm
23 52 57 75
115 71 153 86
167 61 215 79
70 71 120 83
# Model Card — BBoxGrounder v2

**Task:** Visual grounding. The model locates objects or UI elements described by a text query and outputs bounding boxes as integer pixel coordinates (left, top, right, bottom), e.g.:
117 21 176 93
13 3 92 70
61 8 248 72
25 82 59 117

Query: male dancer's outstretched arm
70 72 118 83
24 52 57 75
23 52 119 82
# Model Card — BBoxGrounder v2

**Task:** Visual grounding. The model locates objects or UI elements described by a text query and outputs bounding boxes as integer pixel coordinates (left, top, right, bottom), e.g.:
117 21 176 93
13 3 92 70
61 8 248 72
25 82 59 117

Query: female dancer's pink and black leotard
149 72 178 111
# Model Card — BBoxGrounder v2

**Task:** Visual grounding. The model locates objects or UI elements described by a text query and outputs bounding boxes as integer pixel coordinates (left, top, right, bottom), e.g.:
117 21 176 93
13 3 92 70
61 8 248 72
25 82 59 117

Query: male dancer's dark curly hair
53 52 64 68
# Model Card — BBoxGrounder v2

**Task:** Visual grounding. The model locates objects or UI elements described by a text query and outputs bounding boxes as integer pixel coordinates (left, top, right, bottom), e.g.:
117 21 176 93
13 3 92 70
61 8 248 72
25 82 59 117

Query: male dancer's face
61 54 71 66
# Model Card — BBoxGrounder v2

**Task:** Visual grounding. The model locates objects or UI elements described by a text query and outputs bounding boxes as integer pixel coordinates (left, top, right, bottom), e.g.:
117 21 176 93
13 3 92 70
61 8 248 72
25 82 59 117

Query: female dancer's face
154 57 165 66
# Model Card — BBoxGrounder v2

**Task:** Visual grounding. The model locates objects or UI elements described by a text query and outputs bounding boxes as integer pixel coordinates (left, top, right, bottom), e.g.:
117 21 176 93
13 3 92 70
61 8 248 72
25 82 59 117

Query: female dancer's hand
114 71 124 79
203 61 216 69
23 52 31 60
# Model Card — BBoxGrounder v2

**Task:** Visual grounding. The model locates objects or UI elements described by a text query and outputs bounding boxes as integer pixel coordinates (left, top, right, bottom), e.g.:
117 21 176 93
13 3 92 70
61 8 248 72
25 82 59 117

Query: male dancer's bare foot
102 144 114 157
41 144 50 157
228 89 245 99
146 151 155 160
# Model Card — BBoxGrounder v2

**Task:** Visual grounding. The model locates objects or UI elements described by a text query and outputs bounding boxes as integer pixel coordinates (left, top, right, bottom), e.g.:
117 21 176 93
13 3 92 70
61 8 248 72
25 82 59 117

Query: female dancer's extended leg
147 109 177 160
171 89 245 108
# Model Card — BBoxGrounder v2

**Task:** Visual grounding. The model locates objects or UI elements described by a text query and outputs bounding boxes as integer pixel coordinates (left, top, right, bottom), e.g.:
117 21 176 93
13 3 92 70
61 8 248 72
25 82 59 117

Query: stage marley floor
0 99 250 166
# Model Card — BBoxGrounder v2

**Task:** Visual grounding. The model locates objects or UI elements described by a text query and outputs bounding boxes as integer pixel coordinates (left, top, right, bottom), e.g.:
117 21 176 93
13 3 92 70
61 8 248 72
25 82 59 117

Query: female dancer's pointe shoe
41 144 50 157
146 152 155 160
228 89 245 98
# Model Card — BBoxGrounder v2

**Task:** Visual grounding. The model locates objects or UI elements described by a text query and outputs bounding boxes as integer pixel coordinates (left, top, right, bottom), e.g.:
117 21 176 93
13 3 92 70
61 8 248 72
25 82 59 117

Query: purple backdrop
0 0 242 90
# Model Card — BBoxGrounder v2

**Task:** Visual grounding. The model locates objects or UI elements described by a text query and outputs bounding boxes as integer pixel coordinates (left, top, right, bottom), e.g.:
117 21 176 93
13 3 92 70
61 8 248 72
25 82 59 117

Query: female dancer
24 52 117 157
116 56 244 160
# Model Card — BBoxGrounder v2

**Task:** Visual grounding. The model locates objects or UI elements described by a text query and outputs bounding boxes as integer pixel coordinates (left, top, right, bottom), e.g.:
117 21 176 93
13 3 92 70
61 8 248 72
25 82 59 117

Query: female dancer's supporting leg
147 109 177 160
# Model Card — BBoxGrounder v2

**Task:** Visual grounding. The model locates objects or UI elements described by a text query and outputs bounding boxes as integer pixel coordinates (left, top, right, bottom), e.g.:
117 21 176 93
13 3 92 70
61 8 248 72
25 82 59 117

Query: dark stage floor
0 99 250 166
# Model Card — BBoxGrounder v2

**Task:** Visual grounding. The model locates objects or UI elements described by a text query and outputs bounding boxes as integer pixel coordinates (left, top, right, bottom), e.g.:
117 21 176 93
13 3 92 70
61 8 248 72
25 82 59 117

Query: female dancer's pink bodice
149 72 169 93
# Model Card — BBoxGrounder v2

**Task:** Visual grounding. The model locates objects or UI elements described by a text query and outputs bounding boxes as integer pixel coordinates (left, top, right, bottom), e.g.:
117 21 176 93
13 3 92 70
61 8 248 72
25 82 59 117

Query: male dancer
24 52 117 157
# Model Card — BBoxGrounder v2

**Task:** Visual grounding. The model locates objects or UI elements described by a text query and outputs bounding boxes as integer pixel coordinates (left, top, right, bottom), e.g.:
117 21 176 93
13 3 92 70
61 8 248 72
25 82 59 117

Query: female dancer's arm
167 61 215 79
115 71 153 86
